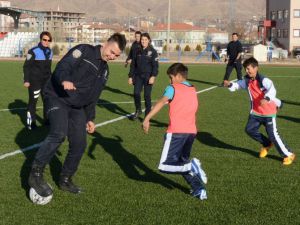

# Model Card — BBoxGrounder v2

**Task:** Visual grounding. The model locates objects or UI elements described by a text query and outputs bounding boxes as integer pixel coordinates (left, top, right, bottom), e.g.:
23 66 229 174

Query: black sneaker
59 175 82 194
28 165 53 197
131 110 142 120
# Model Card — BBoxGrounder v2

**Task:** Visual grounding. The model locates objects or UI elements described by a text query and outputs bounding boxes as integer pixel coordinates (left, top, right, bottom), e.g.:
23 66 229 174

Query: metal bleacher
0 31 39 57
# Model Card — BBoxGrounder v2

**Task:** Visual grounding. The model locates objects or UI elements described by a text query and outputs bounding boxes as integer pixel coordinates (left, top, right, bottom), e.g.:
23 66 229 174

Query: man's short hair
40 31 52 42
243 57 259 68
232 32 239 36
167 63 188 78
135 31 142 35
108 33 127 51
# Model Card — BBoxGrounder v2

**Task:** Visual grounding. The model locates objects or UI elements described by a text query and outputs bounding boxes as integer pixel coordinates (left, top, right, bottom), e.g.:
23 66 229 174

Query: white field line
0 101 139 113
0 77 286 160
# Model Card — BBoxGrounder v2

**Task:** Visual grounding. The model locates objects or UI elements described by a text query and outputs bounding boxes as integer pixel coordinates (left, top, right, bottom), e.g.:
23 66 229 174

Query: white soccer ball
29 187 53 205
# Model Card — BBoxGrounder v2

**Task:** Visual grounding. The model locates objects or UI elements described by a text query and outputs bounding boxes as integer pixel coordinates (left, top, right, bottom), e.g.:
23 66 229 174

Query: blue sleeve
163 85 174 100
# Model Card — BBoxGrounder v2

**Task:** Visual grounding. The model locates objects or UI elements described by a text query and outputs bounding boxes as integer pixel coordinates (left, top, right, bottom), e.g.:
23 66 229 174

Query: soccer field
0 61 299 225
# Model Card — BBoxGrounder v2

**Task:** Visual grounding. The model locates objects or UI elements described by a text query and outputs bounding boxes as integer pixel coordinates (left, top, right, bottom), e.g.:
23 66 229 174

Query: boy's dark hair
167 63 188 78
40 31 52 42
232 32 239 36
108 33 127 51
243 57 259 68
135 31 142 35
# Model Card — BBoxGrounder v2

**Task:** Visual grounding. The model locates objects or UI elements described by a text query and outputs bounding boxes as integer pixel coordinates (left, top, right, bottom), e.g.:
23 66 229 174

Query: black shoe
131 110 142 120
59 175 82 194
28 165 53 197
27 122 37 130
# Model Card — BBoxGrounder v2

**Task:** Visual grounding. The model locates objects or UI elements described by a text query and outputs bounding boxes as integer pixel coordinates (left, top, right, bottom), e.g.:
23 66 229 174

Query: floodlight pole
166 0 171 58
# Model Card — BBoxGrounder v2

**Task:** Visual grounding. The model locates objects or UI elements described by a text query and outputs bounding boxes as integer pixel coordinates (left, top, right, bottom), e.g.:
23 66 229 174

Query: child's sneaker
259 143 273 158
191 188 207 200
191 158 207 184
283 153 296 166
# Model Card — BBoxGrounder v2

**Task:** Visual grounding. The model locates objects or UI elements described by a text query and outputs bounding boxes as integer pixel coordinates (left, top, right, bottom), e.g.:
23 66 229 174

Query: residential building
71 23 123 43
266 0 300 52
0 1 13 31
151 23 206 45
19 9 85 41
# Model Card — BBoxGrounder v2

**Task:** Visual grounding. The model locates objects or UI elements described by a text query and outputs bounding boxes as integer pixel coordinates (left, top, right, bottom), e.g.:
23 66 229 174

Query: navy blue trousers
245 114 292 157
33 97 87 176
133 75 153 116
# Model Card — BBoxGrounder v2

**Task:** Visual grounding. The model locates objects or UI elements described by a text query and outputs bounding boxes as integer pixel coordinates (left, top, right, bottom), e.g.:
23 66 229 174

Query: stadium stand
0 32 39 57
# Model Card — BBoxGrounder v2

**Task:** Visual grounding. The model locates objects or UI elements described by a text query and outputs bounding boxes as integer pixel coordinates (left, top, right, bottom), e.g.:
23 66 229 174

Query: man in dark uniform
124 31 141 67
23 31 53 130
28 33 126 197
220 33 243 86
128 33 159 119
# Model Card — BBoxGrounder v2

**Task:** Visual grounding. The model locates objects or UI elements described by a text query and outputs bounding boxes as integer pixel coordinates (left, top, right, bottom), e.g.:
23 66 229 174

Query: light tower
228 0 236 34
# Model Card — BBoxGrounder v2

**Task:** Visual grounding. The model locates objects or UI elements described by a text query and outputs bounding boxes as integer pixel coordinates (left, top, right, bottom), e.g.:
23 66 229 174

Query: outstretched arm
142 96 169 134
224 79 246 92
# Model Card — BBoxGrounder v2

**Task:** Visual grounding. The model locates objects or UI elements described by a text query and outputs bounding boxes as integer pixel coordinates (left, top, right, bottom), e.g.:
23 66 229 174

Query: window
271 11 276 20
277 29 282 38
271 28 276 38
283 29 288 38
294 10 300 18
284 10 289 19
294 29 300 37
278 10 283 20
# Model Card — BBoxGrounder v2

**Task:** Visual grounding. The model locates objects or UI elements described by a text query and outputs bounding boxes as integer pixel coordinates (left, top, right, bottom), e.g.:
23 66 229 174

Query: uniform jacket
129 45 159 78
23 43 53 82
227 40 242 63
228 73 277 117
126 41 141 61
44 44 108 121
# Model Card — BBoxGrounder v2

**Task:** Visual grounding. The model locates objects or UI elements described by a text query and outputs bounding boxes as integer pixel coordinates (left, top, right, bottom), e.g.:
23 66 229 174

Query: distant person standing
23 31 53 130
124 31 141 68
220 33 243 86
128 32 159 119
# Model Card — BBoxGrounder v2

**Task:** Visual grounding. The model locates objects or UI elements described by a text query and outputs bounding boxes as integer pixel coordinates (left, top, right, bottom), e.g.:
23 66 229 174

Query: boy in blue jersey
143 63 208 200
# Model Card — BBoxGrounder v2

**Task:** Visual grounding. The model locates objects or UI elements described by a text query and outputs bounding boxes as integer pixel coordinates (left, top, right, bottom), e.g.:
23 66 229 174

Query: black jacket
126 41 141 62
227 40 242 62
23 43 53 82
44 44 108 121
129 45 159 78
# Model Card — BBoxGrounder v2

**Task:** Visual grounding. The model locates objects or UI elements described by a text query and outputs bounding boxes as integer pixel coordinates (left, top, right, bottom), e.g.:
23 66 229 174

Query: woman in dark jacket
128 33 159 119
23 31 53 130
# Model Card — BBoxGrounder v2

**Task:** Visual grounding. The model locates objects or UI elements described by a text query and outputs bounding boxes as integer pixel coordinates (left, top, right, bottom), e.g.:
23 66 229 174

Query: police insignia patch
26 54 32 60
72 49 82 58
147 51 152 56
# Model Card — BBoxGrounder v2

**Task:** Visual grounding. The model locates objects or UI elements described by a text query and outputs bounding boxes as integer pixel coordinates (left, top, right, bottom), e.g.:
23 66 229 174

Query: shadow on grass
282 99 300 106
88 131 189 193
104 85 133 98
8 99 62 198
187 78 219 86
97 99 132 118
196 131 282 162
278 115 300 123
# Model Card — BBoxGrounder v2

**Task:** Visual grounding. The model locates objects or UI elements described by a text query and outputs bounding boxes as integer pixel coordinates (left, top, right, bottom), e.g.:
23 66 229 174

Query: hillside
9 0 266 21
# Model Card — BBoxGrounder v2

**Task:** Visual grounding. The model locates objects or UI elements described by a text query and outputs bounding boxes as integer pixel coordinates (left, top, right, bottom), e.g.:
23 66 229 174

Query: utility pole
228 0 235 34
166 0 171 58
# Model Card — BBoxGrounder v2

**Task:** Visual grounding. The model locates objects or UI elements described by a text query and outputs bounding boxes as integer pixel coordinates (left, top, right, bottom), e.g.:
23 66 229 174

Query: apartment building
267 0 300 52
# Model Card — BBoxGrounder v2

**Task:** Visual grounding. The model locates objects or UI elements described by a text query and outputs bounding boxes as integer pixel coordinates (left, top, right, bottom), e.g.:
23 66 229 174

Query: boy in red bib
143 63 207 200
224 57 295 165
